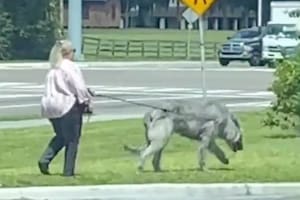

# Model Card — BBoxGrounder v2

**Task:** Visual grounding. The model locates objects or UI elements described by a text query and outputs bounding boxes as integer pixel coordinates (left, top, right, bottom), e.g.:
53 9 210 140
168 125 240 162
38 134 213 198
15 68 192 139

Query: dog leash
92 93 172 112
87 89 217 121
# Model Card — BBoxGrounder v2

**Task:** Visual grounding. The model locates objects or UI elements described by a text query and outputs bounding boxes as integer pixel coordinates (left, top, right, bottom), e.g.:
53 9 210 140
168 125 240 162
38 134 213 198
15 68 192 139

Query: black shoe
38 162 50 175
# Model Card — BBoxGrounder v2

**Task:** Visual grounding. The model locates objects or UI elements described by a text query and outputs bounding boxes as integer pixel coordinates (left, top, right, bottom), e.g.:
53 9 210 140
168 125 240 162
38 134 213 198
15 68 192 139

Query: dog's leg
138 140 165 172
198 121 215 171
152 149 163 172
208 140 229 165
198 136 210 171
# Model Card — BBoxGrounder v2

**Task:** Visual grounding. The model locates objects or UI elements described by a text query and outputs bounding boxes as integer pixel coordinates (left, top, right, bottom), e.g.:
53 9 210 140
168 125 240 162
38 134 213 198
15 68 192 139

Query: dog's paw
137 165 144 172
123 145 130 151
198 166 213 173
223 158 229 165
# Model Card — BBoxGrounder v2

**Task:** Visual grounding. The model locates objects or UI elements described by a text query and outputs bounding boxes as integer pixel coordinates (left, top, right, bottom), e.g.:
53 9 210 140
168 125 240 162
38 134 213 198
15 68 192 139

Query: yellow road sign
180 0 216 16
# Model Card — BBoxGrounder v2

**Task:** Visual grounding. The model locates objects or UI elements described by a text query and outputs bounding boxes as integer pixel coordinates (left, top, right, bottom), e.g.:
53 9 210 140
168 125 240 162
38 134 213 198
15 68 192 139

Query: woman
38 40 93 177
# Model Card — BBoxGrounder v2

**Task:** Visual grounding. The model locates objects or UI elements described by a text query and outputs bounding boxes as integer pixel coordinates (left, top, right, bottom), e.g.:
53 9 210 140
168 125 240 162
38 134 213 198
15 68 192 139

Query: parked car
218 26 266 67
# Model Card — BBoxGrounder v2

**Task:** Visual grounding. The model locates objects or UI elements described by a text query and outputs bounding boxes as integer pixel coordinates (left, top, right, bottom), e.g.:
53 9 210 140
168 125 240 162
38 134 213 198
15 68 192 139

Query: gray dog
124 99 243 172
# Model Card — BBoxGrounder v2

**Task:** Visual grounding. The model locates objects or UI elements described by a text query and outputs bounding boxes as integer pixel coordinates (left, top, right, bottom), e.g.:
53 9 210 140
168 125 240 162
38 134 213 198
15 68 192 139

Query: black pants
39 102 84 176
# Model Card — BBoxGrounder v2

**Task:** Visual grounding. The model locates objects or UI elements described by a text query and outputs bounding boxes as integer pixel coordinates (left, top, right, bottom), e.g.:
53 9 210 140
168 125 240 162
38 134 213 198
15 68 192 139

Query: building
63 0 286 30
63 0 121 28
120 0 258 30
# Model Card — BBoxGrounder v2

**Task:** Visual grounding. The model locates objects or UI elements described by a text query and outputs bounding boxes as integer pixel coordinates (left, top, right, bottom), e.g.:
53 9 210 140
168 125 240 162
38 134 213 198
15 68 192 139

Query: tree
0 1 14 60
0 0 61 60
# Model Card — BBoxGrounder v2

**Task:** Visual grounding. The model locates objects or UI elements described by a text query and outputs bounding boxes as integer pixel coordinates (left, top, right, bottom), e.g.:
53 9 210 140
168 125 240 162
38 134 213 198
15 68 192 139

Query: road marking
0 65 275 72
238 91 273 96
0 94 41 99
0 100 271 109
0 82 32 87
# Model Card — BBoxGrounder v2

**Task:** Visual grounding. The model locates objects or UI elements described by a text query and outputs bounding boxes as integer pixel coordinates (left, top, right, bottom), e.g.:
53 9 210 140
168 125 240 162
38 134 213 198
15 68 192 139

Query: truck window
232 30 260 39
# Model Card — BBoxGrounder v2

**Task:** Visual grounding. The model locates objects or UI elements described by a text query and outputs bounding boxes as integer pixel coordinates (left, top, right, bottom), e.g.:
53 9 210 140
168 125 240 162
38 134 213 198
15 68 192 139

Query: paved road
0 64 274 118
7 195 299 200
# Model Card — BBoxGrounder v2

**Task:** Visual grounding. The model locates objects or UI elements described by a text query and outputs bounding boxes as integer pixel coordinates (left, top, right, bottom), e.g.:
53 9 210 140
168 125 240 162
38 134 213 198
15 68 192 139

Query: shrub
263 51 300 130
0 7 14 60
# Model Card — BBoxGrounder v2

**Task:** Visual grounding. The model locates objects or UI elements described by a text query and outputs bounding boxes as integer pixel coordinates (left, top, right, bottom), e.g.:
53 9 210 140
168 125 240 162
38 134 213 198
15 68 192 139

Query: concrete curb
0 183 300 200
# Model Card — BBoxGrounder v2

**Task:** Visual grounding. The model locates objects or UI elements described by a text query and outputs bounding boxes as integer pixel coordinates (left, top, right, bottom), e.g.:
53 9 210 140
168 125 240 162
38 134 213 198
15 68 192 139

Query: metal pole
68 0 83 60
258 0 262 26
59 0 64 38
60 0 64 32
198 15 206 98
187 23 192 59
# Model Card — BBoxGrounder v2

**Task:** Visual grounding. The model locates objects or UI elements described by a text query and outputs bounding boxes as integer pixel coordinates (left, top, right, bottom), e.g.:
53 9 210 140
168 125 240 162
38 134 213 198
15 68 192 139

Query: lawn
83 28 234 43
1 111 298 187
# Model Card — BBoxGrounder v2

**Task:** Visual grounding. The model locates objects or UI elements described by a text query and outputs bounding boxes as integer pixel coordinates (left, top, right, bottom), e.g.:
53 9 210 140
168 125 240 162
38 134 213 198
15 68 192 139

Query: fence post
96 39 101 58
126 41 129 57
141 41 145 57
185 41 189 59
171 42 175 58
112 40 115 56
82 37 85 55
213 42 218 60
157 41 160 58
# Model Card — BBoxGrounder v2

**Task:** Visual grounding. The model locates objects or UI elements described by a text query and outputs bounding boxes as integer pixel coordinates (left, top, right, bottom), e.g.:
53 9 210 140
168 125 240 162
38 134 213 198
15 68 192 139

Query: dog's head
224 114 243 152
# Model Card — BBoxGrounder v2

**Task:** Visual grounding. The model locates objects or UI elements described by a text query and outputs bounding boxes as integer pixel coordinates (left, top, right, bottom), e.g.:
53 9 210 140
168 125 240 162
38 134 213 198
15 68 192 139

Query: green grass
83 28 233 42
0 115 41 122
1 28 233 62
2 111 297 187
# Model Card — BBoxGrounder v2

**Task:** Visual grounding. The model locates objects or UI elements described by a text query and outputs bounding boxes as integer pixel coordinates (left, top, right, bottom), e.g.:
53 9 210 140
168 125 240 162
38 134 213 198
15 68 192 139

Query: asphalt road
0 64 274 118
4 193 300 200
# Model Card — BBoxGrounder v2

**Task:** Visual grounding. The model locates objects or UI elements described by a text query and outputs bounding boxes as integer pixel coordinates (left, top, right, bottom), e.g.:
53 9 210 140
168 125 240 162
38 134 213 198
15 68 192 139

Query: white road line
237 91 274 96
0 93 272 109
0 82 32 87
0 94 41 99
0 92 272 100
0 100 271 110
0 66 275 72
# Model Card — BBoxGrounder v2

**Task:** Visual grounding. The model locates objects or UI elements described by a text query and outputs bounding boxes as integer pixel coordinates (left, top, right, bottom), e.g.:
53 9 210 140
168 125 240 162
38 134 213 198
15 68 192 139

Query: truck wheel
249 52 262 66
219 59 230 66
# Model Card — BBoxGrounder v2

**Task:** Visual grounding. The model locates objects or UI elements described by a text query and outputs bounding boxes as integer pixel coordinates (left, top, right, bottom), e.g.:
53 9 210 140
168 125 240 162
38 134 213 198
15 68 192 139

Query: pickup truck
218 27 266 67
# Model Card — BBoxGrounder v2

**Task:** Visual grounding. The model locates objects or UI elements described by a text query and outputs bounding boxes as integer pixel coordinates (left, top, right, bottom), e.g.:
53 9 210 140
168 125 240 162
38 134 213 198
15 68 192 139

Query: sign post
182 8 199 59
180 0 216 98
198 15 206 97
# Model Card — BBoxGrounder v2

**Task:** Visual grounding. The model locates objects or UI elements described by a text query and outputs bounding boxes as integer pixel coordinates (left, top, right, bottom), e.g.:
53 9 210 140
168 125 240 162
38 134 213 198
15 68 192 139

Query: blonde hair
48 40 74 69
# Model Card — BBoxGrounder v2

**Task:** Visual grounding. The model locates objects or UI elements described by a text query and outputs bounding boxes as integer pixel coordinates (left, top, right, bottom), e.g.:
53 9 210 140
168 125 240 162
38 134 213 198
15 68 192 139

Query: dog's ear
230 113 241 129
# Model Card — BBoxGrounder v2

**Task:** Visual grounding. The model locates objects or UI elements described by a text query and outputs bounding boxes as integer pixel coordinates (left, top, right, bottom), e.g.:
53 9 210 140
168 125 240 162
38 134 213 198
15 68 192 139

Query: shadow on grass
263 134 299 140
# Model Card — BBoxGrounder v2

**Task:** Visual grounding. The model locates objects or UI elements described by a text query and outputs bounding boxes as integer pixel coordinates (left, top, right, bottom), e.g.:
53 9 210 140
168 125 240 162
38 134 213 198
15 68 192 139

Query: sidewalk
1 183 300 200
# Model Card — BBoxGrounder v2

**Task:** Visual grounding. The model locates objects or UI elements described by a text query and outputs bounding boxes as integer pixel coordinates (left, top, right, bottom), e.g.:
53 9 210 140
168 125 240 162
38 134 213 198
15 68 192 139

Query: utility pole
258 0 262 26
68 0 83 60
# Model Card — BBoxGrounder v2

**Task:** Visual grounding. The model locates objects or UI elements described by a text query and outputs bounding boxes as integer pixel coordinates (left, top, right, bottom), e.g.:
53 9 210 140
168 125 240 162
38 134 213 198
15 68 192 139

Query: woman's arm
63 65 92 104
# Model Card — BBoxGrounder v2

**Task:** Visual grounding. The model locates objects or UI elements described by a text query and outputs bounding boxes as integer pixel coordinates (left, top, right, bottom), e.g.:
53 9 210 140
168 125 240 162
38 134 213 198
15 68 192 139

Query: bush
0 0 61 60
263 51 300 130
0 8 14 60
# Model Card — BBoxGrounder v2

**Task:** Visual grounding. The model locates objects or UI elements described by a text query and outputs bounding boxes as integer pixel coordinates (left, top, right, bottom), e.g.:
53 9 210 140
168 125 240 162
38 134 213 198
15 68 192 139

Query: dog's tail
123 144 148 155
